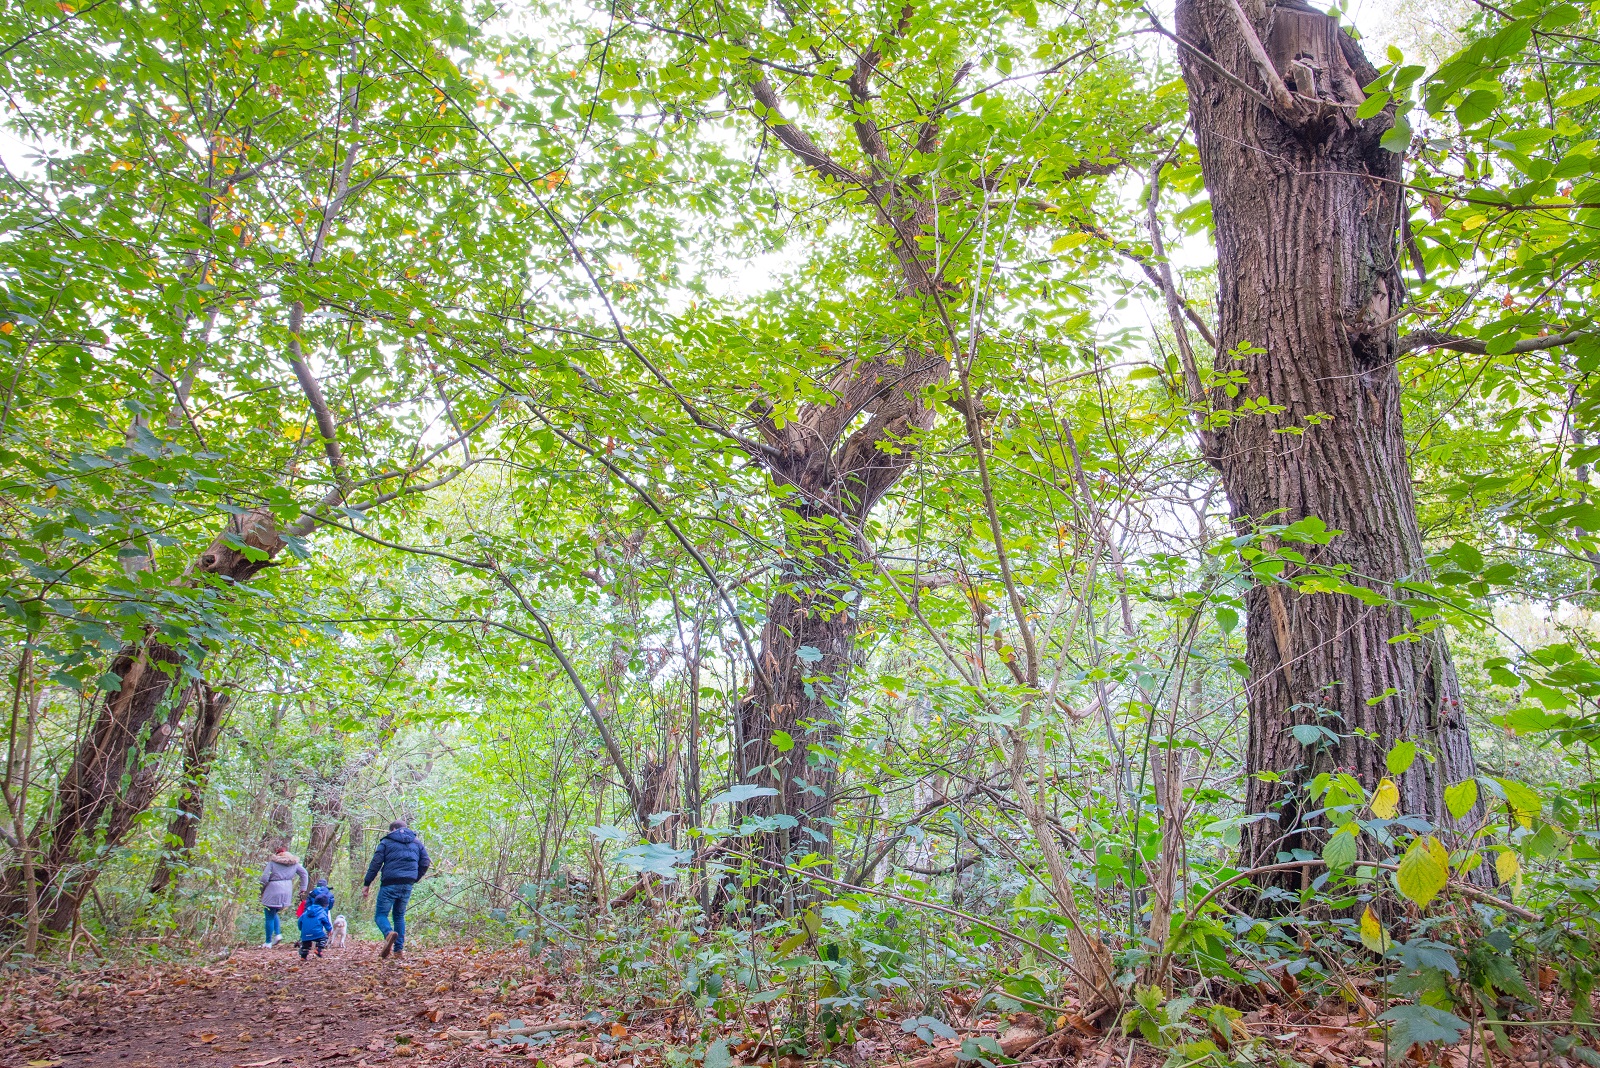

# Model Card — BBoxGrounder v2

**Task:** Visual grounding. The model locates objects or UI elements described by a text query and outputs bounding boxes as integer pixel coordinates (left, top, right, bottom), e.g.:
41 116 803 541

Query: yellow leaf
0 322 13 334
1496 848 1520 884
1463 214 1488 231
1371 777 1400 819
1396 835 1449 908
1359 905 1392 953
1051 232 1089 253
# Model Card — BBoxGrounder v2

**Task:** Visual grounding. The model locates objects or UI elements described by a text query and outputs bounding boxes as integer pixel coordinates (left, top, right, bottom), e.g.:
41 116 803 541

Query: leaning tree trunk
0 508 291 934
150 683 232 894
1175 0 1481 876
0 644 186 926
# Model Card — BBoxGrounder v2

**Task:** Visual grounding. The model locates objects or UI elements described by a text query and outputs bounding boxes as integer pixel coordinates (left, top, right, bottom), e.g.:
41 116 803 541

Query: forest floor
3 940 611 1068
0 939 1531 1068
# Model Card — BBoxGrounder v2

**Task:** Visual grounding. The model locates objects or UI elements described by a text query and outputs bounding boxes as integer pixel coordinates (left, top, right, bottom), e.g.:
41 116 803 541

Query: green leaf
1377 1004 1468 1057
1386 740 1418 775
1356 90 1391 119
614 842 693 879
1322 828 1358 873
1555 84 1600 108
703 1040 733 1068
1495 778 1542 825
1444 779 1479 820
1381 114 1413 153
705 784 779 806
770 730 795 752
1456 88 1501 126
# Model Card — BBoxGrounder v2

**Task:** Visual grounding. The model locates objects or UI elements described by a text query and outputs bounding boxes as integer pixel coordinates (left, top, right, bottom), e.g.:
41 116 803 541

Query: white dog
331 914 348 948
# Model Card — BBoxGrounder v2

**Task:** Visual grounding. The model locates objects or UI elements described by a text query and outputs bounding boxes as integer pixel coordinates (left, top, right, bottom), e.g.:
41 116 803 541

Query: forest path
7 941 580 1068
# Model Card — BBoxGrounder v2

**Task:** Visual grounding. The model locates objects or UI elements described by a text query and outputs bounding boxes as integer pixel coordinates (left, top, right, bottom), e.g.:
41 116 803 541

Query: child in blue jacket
297 895 333 959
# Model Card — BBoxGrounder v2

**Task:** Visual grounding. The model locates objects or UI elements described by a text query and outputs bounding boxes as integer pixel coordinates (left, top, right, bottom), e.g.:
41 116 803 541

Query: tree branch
747 76 866 187
1224 0 1297 118
1396 328 1593 356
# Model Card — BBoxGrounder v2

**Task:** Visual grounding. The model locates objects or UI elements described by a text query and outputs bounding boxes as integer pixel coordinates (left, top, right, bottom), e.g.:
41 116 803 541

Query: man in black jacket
362 820 431 959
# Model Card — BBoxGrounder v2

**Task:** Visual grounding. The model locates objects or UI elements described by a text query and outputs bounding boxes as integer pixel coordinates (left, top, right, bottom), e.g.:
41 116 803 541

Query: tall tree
1171 0 1481 872
632 0 1150 875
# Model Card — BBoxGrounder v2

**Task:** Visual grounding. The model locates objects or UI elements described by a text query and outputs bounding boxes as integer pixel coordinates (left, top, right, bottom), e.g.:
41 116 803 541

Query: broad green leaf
1377 1004 1468 1057
1322 828 1358 873
1386 741 1417 775
1444 779 1479 820
1495 778 1542 826
1380 114 1413 153
1356 90 1391 119
705 784 779 807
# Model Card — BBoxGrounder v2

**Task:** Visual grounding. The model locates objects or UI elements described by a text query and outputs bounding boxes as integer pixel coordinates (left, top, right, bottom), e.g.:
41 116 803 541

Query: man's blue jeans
373 882 414 951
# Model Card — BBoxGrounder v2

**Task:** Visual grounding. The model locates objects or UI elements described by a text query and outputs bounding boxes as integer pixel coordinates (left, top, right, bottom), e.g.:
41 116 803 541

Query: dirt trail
5 941 580 1068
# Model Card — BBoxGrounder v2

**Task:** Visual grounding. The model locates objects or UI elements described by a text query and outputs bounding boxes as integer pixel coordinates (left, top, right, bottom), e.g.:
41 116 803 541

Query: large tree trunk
149 683 232 895
1175 0 1481 875
736 350 944 878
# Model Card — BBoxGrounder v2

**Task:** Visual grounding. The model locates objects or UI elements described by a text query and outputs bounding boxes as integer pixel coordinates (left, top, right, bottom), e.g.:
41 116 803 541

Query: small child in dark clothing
298 897 333 959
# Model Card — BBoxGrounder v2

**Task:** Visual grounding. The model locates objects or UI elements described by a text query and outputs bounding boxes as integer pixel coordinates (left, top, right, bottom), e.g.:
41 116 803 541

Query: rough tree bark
1173 0 1481 875
149 682 233 894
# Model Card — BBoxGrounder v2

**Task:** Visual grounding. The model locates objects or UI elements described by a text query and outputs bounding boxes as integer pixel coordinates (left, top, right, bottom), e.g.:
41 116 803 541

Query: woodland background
2 0 1599 1063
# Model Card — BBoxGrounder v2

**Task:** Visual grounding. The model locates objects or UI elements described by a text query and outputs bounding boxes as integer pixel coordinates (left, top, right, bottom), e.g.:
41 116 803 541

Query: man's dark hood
384 828 418 845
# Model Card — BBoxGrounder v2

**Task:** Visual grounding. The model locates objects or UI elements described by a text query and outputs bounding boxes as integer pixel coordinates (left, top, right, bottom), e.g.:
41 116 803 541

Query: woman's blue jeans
264 907 281 943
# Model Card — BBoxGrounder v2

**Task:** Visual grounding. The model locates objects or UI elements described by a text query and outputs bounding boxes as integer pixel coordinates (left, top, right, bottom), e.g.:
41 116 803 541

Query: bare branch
1224 0 1297 117
1396 328 1593 356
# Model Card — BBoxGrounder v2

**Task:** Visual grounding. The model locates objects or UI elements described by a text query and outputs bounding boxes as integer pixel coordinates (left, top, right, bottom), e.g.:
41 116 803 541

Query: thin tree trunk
3 649 42 954
347 820 366 904
1174 0 1482 878
150 683 231 894
303 769 347 887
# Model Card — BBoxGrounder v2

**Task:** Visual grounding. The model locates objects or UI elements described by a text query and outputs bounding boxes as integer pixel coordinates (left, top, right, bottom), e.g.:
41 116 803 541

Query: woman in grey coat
258 846 309 947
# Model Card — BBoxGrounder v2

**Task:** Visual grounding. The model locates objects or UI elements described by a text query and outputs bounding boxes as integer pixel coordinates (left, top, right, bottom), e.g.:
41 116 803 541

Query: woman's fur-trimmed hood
271 851 300 866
